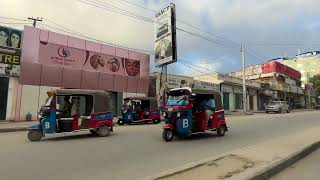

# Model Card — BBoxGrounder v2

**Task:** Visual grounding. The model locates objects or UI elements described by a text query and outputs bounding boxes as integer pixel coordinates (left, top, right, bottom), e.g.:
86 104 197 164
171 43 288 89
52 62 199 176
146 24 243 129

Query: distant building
281 51 320 107
228 61 304 110
195 73 261 112
282 51 320 86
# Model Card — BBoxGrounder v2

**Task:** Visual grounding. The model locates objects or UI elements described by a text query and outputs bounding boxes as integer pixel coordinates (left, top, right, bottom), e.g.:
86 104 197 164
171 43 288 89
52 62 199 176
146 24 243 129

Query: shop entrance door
0 77 9 120
223 93 230 110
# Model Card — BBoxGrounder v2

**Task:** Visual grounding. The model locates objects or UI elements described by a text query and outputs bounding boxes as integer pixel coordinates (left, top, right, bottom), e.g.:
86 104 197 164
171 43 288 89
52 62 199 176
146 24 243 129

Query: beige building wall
19 85 59 121
282 56 320 85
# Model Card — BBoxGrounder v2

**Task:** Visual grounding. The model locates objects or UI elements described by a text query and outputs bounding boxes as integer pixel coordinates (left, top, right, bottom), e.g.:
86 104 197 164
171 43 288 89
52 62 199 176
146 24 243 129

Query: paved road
270 148 320 180
0 111 319 180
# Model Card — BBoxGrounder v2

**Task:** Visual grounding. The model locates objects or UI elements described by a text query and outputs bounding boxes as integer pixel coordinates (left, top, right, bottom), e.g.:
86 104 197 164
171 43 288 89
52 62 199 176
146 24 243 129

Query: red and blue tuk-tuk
117 97 160 125
162 87 228 141
27 89 114 141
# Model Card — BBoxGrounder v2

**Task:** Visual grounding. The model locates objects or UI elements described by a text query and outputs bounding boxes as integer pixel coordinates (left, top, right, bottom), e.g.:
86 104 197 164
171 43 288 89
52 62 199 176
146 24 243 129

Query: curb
0 127 28 133
248 140 320 180
142 153 229 180
144 140 320 180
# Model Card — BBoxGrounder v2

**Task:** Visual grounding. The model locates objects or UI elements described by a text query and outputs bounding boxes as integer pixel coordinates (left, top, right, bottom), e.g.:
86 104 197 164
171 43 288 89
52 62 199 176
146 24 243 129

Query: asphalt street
0 111 319 180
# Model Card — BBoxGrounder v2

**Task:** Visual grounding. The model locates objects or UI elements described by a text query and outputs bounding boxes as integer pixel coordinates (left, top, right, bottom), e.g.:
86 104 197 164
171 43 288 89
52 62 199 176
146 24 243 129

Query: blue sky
2 0 320 76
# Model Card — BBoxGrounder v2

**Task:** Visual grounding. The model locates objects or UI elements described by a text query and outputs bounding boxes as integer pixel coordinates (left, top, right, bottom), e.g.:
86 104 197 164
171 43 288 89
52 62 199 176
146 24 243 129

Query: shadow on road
40 133 117 141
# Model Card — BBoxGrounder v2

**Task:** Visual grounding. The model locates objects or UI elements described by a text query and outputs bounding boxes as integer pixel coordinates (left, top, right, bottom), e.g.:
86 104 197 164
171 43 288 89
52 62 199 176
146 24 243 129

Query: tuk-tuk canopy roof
124 96 157 101
169 87 223 111
169 87 220 96
124 96 158 111
52 89 112 113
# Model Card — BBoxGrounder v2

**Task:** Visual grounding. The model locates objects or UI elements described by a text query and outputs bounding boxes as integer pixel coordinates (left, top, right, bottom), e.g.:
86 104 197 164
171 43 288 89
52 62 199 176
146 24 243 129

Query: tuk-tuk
27 89 114 141
117 97 160 125
162 87 228 141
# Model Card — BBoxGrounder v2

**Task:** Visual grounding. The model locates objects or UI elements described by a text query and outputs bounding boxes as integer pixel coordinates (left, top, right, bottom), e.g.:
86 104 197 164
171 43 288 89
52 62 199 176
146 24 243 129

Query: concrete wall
19 85 59 120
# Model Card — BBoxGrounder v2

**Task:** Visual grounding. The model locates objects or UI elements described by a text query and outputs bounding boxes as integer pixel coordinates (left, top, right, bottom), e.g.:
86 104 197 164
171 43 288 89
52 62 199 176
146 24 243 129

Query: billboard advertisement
0 25 22 76
38 42 141 77
154 3 177 67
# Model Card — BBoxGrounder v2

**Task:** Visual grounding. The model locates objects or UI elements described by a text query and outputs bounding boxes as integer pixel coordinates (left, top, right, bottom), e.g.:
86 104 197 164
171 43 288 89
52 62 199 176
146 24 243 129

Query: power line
178 59 219 73
41 18 223 75
77 0 240 49
117 0 157 13
0 21 31 25
177 61 216 76
245 48 267 60
247 43 320 46
37 22 153 54
116 0 240 47
0 16 28 22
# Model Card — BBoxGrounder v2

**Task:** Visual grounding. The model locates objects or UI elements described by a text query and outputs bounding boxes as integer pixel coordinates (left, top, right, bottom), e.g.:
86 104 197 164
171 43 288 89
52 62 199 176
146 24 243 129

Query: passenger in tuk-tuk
57 96 72 118
200 96 215 126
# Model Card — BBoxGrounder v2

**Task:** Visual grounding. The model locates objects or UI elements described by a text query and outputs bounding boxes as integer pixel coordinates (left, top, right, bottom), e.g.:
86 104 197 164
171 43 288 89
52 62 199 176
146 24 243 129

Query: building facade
281 51 320 107
229 61 304 110
1 25 150 121
195 73 260 112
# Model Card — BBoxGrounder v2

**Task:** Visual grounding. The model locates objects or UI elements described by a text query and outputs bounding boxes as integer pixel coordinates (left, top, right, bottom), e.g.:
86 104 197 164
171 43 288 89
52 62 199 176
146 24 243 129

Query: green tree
310 74 320 103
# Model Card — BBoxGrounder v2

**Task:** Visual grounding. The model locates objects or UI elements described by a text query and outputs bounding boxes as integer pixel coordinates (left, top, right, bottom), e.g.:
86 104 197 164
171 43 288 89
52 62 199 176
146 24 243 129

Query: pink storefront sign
39 41 142 78
20 26 150 93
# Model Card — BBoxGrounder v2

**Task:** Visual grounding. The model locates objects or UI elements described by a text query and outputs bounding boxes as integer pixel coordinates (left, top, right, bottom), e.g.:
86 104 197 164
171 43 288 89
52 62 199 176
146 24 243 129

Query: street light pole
241 44 247 113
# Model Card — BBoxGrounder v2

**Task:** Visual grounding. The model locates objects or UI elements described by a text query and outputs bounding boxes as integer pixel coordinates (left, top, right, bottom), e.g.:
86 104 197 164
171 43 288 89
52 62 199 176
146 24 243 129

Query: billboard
154 3 177 67
38 42 141 77
0 25 22 76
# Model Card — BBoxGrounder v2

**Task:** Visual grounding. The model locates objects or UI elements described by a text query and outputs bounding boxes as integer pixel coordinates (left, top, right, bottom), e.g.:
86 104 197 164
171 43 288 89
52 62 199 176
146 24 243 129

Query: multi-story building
281 51 320 86
228 61 304 110
280 51 320 107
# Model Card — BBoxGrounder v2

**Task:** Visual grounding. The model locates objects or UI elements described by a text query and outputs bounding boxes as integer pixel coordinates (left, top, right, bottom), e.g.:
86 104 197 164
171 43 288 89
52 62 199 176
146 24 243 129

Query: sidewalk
225 108 315 116
146 125 320 180
270 148 320 180
0 121 35 133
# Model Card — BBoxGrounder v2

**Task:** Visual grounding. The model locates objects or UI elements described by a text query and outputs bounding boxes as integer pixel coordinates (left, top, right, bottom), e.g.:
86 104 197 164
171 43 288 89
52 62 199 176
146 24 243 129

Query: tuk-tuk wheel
28 129 43 141
118 119 124 125
97 126 110 137
162 129 174 142
153 119 160 124
90 129 98 135
217 126 226 137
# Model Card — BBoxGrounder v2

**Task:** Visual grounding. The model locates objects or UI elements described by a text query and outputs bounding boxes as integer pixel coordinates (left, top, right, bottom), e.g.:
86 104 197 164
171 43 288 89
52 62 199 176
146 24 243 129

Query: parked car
266 101 290 113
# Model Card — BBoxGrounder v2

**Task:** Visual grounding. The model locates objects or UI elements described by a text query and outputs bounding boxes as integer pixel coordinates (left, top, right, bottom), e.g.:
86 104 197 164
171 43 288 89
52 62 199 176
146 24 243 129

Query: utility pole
28 17 42 27
164 64 168 105
241 44 247 113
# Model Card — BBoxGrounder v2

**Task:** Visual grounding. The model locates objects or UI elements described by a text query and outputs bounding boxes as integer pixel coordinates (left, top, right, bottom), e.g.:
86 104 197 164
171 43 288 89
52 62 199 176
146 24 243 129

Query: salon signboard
0 25 22 76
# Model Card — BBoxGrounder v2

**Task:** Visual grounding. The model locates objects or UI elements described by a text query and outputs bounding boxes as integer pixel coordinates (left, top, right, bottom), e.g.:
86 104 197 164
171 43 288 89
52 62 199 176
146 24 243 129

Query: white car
266 101 290 113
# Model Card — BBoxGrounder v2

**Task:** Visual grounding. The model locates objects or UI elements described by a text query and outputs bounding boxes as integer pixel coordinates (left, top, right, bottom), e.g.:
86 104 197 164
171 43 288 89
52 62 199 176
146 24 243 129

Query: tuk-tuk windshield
167 95 189 106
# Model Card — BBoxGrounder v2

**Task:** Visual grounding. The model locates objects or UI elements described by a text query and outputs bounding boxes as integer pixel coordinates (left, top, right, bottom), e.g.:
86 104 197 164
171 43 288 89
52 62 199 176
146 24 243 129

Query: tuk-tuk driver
200 97 215 126
58 96 72 118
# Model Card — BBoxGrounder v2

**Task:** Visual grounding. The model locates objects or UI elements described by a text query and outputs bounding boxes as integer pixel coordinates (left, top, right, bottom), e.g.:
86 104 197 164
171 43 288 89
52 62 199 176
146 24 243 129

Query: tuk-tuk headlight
163 112 166 117
177 112 181 117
